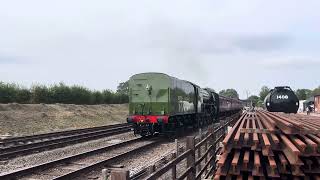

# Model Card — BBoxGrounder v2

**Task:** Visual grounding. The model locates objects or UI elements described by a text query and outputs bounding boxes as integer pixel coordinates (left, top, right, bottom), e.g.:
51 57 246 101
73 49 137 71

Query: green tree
257 100 264 107
16 88 31 103
116 93 129 104
102 89 114 104
116 81 129 103
219 89 239 99
92 91 104 104
50 82 72 103
117 81 129 95
0 82 17 103
247 95 260 106
312 86 320 96
205 88 215 93
259 86 270 101
295 89 312 100
31 85 51 103
69 85 93 104
0 81 130 105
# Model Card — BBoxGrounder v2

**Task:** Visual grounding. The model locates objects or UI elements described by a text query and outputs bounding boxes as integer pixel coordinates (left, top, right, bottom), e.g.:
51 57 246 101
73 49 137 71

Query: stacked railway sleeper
215 110 320 180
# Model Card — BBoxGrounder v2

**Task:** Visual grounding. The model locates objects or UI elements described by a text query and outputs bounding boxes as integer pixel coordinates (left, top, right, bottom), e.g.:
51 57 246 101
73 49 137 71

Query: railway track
0 137 161 180
0 123 132 160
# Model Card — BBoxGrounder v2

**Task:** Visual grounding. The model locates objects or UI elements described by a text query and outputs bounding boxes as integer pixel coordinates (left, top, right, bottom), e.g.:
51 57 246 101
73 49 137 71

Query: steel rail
0 123 130 146
0 124 131 159
0 137 159 180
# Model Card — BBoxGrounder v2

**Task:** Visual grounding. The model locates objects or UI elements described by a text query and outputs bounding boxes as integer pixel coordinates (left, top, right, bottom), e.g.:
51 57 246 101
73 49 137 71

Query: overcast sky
0 0 319 99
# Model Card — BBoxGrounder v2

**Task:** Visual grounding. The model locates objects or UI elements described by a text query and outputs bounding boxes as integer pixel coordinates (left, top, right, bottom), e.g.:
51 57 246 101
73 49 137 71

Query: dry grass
0 103 128 136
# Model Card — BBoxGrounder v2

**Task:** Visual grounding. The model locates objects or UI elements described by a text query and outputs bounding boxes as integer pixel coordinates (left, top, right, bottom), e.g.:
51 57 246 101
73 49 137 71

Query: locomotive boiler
264 86 299 113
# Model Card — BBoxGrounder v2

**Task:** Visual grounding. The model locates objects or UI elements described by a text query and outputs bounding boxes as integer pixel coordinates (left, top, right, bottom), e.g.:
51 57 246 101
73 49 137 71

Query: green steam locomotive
127 72 242 136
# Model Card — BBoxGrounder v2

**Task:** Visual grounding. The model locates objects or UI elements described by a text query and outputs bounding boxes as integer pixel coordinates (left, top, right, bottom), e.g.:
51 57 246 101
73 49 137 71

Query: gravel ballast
0 132 136 174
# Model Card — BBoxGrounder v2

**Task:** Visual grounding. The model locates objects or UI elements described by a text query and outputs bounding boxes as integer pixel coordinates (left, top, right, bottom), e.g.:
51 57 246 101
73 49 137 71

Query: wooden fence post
110 170 129 180
172 152 177 180
186 136 195 180
211 123 218 168
197 128 202 172
148 164 155 175
102 168 108 180
207 124 213 138
220 120 225 139
224 119 227 135
220 120 224 132
204 137 208 175
175 139 179 156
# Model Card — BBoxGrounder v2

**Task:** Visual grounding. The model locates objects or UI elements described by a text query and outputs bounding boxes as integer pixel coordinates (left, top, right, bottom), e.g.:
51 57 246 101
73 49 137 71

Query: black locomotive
264 86 299 113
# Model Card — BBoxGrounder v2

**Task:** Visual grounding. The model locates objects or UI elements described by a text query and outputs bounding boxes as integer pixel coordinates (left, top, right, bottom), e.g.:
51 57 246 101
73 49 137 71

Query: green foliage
247 95 260 106
259 86 270 101
92 91 104 104
117 81 129 95
205 88 215 93
101 90 113 104
312 86 320 96
69 85 93 104
295 89 312 100
0 82 18 103
16 88 32 103
257 100 264 107
115 81 130 104
0 82 128 104
31 85 51 103
113 93 129 104
50 83 72 104
219 89 239 99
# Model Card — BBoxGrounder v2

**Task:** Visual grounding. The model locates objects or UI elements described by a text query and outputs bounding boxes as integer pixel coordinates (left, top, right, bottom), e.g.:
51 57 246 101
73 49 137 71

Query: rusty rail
215 110 320 179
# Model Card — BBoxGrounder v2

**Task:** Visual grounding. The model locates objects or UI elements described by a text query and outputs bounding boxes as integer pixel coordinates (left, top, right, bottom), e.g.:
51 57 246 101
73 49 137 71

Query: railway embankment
0 103 128 136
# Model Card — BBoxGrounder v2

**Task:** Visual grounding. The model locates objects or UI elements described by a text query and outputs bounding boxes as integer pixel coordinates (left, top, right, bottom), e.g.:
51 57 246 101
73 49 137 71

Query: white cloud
259 57 320 69
0 0 319 98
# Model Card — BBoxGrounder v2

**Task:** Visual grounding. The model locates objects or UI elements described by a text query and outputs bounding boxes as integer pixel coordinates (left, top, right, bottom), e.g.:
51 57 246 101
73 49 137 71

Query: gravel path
0 132 136 175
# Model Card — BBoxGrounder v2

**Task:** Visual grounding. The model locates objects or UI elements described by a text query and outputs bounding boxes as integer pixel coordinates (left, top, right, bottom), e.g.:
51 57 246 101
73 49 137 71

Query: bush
0 82 18 103
50 83 72 104
16 88 31 103
0 81 128 105
102 90 114 104
31 85 51 103
92 91 104 104
114 93 129 104
69 86 93 104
